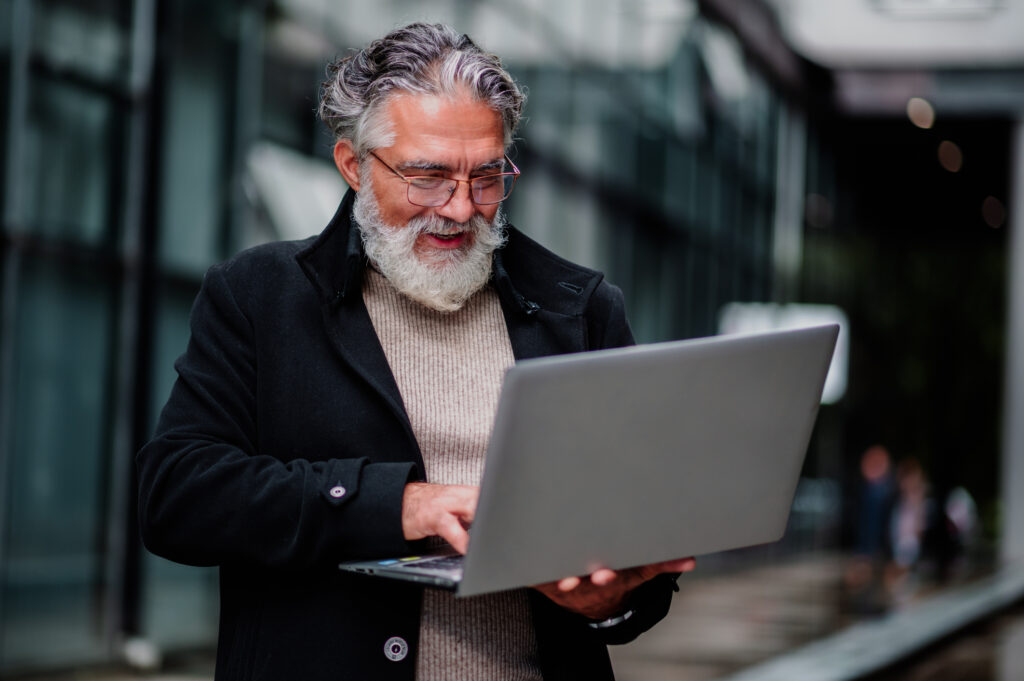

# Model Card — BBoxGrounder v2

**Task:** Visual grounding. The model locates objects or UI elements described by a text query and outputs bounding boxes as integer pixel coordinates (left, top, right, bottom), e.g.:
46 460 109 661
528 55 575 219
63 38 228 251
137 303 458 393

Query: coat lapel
295 191 424 476
322 298 412 440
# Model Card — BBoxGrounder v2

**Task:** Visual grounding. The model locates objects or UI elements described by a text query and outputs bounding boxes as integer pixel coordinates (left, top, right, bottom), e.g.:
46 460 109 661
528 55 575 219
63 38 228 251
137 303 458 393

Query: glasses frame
367 151 520 207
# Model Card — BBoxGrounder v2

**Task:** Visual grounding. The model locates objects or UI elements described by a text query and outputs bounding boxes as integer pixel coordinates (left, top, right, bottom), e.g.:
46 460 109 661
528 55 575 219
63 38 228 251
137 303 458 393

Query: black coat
137 190 677 680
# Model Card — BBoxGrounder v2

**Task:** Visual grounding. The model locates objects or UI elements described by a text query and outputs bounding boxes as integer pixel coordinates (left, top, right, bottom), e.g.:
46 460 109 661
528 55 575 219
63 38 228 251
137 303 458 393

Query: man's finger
637 557 697 581
590 568 618 586
436 514 471 554
401 483 480 543
557 576 581 591
451 497 477 525
659 557 696 573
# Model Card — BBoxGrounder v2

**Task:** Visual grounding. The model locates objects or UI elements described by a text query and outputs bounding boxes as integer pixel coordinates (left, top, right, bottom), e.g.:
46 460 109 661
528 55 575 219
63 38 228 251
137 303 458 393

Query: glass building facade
0 0 824 672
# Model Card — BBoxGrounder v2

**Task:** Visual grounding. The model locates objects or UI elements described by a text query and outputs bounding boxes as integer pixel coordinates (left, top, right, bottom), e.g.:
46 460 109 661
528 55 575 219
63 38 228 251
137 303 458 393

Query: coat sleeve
584 573 681 645
136 263 417 570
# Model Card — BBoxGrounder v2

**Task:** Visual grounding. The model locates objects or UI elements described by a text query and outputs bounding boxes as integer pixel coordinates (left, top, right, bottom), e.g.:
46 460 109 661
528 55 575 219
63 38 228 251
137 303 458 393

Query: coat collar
295 189 605 319
294 189 365 307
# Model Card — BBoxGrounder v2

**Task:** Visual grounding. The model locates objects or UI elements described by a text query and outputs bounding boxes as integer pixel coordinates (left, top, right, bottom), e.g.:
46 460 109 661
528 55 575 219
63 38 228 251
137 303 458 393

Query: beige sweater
363 268 542 681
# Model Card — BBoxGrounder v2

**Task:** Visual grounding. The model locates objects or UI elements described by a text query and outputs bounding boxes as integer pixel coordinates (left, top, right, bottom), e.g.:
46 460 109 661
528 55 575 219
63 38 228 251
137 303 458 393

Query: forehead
381 93 504 168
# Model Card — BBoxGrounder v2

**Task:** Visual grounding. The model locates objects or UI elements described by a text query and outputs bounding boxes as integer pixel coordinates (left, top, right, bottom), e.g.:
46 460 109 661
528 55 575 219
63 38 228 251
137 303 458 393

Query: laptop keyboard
414 555 463 570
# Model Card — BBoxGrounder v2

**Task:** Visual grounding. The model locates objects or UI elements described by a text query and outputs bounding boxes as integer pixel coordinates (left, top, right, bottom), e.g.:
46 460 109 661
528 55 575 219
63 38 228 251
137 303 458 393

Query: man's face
364 93 506 264
344 92 510 312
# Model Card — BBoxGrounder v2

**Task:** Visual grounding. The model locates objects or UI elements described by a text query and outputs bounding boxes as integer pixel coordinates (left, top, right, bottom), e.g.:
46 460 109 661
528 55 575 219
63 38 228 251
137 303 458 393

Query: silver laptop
338 324 839 597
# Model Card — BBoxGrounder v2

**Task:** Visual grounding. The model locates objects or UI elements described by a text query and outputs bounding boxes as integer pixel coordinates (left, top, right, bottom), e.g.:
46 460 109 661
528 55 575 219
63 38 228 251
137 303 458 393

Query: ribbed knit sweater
362 268 543 681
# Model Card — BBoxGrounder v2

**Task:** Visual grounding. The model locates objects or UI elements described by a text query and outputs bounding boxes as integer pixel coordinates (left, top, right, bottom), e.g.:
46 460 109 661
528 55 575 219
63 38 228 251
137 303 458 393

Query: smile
422 231 469 250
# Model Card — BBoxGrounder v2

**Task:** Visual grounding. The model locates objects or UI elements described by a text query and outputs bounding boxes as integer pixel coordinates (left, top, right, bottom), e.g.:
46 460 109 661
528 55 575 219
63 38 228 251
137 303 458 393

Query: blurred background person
886 457 934 605
845 444 895 615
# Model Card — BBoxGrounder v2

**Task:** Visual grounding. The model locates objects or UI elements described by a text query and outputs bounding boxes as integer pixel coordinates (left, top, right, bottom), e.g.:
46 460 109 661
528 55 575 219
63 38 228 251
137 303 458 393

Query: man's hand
401 482 479 554
533 558 696 621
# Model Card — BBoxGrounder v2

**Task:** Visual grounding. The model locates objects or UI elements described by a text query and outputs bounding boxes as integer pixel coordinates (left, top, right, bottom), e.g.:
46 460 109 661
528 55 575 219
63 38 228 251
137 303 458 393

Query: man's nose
436 182 477 224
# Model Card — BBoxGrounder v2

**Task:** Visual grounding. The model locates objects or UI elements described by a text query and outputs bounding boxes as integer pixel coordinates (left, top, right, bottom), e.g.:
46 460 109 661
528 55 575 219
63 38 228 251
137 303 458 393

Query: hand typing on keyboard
401 482 478 555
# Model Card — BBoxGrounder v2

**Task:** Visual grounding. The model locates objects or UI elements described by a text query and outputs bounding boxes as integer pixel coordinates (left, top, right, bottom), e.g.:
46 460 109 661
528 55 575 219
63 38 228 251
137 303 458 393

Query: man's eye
472 177 499 189
409 177 446 189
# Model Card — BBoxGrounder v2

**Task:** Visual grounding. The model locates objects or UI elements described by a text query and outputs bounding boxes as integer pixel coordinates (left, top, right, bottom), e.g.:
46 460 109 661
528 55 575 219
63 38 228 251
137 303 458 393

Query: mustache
409 213 488 237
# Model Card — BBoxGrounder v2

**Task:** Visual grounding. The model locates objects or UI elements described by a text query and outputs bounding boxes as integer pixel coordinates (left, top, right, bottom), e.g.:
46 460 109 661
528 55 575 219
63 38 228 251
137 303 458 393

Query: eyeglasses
368 151 520 207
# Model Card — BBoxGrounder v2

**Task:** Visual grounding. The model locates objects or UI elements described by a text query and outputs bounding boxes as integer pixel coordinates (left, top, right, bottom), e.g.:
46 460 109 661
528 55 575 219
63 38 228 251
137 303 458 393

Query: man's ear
333 140 362 191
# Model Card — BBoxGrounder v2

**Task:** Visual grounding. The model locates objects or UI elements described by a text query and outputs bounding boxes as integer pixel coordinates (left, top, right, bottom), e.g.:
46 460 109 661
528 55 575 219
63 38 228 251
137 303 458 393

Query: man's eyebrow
396 158 506 174
397 159 449 173
473 158 506 173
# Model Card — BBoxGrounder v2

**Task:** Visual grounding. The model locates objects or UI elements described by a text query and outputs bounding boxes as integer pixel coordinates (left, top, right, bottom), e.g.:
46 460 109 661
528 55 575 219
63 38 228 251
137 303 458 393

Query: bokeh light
982 196 1006 228
907 97 935 129
804 193 835 229
938 140 964 172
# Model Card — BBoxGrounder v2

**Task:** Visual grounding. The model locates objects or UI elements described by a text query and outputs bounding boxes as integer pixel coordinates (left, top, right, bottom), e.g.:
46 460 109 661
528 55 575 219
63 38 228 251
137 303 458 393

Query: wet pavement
611 551 1024 681
611 552 850 681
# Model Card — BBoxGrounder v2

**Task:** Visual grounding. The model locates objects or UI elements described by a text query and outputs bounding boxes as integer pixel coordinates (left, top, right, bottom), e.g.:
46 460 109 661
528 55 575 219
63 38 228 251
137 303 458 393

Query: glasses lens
407 178 456 207
471 174 517 205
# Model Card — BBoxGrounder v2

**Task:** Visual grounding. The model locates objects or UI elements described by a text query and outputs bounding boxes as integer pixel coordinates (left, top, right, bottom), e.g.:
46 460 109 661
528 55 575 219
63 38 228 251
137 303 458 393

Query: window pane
0 11 10 210
21 78 115 244
156 18 231 274
39 0 127 23
33 2 130 87
1 256 114 669
140 284 218 648
0 2 10 52
141 555 219 649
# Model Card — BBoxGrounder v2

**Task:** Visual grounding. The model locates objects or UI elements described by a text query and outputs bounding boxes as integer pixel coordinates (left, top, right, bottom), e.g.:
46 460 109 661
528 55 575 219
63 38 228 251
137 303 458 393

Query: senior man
138 22 692 681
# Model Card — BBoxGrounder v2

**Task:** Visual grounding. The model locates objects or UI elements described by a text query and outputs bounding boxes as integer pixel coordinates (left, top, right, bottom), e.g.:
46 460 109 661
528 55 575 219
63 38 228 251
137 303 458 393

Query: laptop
338 324 839 597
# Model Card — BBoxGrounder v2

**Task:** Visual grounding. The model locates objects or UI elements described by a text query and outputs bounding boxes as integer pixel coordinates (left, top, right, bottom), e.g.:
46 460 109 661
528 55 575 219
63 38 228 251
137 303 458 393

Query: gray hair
318 23 525 155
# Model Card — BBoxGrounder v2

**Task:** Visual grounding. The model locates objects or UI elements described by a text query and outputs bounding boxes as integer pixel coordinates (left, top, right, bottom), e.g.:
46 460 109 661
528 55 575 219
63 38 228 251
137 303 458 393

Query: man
137 22 692 681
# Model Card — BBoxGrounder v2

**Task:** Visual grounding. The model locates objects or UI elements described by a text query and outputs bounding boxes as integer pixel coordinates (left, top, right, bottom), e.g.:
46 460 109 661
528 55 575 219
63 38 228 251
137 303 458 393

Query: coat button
384 636 408 662
329 485 346 499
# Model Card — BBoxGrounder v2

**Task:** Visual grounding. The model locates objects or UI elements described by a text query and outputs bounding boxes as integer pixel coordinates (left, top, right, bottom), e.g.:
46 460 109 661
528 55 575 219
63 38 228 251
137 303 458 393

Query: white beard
353 177 507 312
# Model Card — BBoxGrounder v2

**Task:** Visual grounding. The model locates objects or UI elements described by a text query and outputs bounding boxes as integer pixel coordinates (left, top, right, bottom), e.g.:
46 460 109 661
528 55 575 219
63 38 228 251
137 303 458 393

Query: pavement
611 552 849 681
